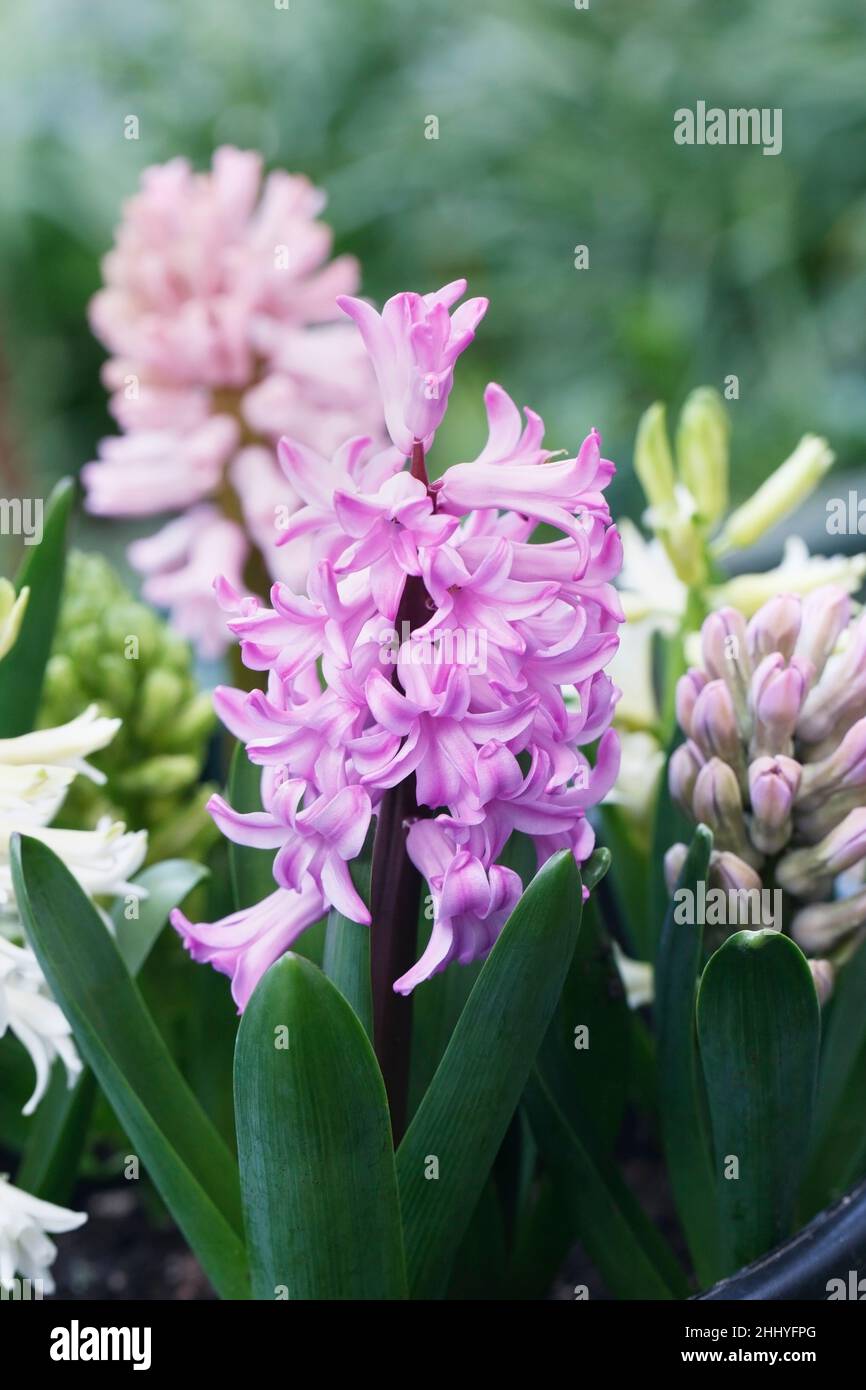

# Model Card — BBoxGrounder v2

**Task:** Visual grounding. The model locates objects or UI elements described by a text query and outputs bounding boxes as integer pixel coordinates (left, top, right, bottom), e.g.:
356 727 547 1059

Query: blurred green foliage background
0 0 865 567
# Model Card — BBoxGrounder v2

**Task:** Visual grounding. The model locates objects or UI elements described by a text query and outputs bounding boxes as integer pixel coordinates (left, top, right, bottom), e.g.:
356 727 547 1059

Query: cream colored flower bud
611 941 654 1010
634 402 676 512
0 581 29 661
713 435 834 556
657 502 708 587
791 887 866 953
711 538 866 618
676 387 729 530
809 959 835 1006
664 842 688 893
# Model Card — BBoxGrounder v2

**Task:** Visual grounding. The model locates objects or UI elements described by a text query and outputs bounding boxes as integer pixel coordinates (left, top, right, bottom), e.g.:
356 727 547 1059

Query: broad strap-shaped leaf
11 834 248 1299
654 823 720 1284
697 929 820 1276
525 1066 688 1299
17 858 209 1202
409 949 481 1119
397 850 582 1299
599 803 651 958
113 858 210 974
322 827 374 1038
804 937 866 1213
234 953 407 1299
0 477 74 737
445 1177 507 1299
504 1173 573 1300
537 891 630 1157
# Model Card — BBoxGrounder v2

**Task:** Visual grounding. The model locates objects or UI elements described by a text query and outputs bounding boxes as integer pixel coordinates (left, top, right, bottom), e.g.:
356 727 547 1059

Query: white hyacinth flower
603 520 685 736
604 730 666 825
616 519 686 631
611 941 654 1011
0 1173 86 1293
710 536 866 618
0 704 122 785
0 693 147 1114
0 937 81 1114
0 819 148 908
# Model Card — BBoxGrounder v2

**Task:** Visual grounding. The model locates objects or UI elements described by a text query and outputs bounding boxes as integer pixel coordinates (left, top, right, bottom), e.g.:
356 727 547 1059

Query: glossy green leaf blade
322 829 373 1038
234 953 406 1299
445 1177 507 1299
17 858 208 1202
408 951 480 1119
525 1066 687 1299
804 939 866 1213
654 823 720 1284
537 892 630 1157
504 1173 573 1300
599 804 650 957
321 914 372 1036
113 858 210 973
697 929 820 1275
0 478 74 737
397 850 582 1299
11 834 248 1299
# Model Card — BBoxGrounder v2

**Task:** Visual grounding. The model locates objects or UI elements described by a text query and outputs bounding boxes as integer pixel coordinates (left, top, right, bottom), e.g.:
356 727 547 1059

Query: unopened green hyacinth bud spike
634 401 677 511
116 754 201 797
133 669 188 739
37 551 218 862
676 387 729 530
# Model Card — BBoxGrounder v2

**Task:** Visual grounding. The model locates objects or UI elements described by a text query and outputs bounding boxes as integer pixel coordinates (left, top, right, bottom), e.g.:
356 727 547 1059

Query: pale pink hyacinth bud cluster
82 147 381 655
668 587 866 990
172 281 624 1008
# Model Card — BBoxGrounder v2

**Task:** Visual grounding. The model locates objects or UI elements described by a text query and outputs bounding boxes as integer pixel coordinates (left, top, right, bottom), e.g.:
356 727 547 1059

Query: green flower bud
676 387 729 530
147 783 221 864
134 670 187 740
655 504 708 587
116 754 201 797
38 551 216 861
160 691 217 751
105 604 162 665
161 632 194 673
65 622 102 669
96 653 138 713
41 653 84 708
634 401 677 511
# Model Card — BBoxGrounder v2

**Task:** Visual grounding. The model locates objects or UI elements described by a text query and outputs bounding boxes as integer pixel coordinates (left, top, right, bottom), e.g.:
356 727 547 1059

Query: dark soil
51 1185 214 1301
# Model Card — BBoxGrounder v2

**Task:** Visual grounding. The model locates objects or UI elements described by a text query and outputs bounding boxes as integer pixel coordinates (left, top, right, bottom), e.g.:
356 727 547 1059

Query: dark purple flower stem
370 439 432 1144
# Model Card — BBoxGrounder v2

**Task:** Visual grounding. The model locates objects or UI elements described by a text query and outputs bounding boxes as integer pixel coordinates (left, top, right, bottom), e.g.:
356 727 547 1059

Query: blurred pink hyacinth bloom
172 280 624 1008
83 146 381 651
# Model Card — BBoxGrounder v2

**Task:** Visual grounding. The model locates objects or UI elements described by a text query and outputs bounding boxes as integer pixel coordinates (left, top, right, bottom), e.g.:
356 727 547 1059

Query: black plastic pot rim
696 1178 866 1300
